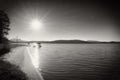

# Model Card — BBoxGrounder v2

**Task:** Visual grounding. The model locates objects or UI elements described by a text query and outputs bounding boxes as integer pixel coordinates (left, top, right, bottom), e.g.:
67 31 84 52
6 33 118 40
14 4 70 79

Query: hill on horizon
10 38 120 43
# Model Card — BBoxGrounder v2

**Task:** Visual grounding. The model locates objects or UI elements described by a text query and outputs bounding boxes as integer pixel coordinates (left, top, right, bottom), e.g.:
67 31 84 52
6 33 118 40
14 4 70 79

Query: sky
0 0 120 41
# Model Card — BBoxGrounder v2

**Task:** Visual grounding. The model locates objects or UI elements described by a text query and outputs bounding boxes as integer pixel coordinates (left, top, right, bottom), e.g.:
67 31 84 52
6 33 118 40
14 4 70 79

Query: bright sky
0 0 120 41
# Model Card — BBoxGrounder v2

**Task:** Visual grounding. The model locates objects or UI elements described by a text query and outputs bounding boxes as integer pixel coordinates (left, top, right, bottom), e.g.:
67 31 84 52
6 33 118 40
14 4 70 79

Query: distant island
10 39 120 44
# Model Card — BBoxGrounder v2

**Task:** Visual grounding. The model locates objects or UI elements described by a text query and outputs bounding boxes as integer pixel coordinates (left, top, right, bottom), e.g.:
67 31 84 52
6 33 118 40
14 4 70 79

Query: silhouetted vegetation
0 59 28 80
0 10 28 80
0 47 10 57
0 10 10 56
0 10 10 43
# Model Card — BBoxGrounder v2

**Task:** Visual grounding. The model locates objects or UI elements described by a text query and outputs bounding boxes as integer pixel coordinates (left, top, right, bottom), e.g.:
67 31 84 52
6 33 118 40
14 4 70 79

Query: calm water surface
38 44 120 80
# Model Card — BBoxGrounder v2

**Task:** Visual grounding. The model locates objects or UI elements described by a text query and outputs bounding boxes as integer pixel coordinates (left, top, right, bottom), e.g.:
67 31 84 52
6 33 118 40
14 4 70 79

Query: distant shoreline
10 40 120 44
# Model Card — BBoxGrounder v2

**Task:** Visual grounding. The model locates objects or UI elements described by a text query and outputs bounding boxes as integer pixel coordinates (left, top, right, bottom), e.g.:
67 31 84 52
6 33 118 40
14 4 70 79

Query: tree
0 10 10 56
0 10 10 43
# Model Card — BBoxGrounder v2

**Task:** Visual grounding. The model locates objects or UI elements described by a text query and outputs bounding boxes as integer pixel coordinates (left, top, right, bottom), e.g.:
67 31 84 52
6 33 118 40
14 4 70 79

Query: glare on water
32 46 39 68
27 43 40 68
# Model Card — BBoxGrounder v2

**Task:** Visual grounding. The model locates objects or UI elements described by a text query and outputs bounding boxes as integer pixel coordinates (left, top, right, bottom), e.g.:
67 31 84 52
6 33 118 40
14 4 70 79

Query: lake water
38 43 120 80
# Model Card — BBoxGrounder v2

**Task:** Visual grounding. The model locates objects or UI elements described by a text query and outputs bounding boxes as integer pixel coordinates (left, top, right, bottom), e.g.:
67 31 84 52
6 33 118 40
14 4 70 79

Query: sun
30 19 42 30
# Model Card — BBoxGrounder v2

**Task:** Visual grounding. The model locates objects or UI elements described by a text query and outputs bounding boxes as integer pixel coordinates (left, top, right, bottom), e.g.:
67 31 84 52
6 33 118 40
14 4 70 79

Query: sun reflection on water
32 46 39 68
27 43 40 68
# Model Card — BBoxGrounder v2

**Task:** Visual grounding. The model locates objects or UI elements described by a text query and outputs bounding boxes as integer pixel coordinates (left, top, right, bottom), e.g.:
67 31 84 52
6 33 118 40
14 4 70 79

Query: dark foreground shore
0 43 28 80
